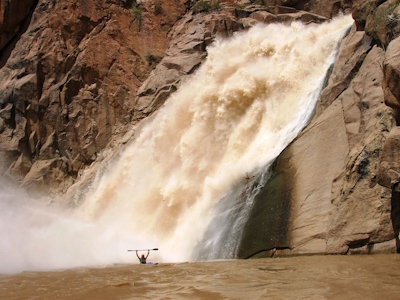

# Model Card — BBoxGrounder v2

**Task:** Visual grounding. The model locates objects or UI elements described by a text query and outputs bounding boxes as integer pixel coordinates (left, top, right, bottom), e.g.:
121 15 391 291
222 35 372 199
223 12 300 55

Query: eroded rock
383 35 400 121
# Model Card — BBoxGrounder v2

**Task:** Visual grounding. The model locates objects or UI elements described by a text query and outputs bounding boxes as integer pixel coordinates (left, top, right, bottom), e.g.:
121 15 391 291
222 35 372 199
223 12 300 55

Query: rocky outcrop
382 35 400 122
365 1 400 47
246 0 352 19
378 127 400 191
0 0 188 194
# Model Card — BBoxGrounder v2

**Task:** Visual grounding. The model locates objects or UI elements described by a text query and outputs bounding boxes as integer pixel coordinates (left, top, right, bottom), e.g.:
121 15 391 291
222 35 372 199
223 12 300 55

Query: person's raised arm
146 250 150 258
136 251 140 259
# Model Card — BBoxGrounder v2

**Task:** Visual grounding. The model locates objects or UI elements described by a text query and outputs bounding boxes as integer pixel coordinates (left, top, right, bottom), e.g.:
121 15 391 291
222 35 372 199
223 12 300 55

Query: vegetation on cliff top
192 0 221 13
132 1 142 31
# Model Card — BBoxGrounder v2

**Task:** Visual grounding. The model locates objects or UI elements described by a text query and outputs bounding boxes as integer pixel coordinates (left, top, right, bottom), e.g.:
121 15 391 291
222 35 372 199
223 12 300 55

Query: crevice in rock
391 189 400 253
0 0 39 68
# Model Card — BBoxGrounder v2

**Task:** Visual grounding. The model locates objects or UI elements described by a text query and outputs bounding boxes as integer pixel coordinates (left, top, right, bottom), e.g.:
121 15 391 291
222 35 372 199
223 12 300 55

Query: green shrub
132 2 142 31
193 0 221 13
145 53 162 69
250 0 267 4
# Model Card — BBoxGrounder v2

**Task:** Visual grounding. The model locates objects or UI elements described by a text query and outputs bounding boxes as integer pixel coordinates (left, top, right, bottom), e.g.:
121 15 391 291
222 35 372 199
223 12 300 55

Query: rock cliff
1 0 400 256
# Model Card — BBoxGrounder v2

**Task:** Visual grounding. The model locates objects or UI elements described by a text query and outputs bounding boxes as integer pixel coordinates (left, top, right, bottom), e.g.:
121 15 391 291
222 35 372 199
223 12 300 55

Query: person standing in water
136 250 149 264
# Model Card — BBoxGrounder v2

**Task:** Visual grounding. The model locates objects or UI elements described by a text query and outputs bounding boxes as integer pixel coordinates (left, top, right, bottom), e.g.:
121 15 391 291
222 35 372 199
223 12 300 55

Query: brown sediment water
1 254 399 300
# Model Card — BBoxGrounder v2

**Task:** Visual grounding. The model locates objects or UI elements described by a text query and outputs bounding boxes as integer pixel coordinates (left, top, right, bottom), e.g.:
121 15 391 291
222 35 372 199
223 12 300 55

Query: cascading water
0 15 352 274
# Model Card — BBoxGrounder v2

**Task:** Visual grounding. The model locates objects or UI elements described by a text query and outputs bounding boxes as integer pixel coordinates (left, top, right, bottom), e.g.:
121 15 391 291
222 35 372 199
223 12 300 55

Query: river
1 254 399 299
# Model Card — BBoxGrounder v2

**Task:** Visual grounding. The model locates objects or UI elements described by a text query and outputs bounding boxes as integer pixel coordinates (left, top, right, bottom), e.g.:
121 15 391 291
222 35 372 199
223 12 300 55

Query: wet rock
317 24 373 116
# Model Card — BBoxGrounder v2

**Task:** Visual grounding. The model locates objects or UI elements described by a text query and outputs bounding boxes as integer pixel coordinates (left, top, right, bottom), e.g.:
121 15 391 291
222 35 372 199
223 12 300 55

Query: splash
0 15 352 273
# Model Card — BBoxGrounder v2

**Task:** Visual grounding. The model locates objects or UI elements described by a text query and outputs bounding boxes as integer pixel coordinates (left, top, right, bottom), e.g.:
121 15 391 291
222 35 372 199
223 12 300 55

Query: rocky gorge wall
1 0 400 257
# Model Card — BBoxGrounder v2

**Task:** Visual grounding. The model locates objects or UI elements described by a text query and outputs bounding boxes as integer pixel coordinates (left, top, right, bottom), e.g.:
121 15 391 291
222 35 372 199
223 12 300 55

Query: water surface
1 254 399 299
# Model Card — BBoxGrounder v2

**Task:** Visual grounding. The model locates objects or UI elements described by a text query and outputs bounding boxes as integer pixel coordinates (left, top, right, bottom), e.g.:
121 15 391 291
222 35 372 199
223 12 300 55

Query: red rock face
0 0 189 193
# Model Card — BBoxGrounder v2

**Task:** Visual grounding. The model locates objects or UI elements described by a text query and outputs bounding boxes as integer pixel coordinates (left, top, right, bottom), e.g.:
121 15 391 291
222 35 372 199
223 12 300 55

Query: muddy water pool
1 254 399 300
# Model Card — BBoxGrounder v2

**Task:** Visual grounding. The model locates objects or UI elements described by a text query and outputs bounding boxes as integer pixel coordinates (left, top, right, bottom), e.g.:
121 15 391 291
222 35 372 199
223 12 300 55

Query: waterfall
0 15 352 273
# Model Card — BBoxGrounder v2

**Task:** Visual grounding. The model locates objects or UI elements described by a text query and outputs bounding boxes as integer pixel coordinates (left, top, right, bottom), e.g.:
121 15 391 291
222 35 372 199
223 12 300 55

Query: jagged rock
248 9 328 24
9 153 32 177
383 35 400 121
249 10 278 24
39 131 56 159
378 127 400 190
352 0 378 31
248 1 352 18
28 131 38 154
317 24 373 116
365 1 400 47
21 158 58 187
268 5 298 15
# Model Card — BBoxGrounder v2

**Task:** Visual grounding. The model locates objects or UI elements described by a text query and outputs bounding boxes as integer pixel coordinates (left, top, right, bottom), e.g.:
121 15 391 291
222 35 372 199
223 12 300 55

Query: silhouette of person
136 250 149 264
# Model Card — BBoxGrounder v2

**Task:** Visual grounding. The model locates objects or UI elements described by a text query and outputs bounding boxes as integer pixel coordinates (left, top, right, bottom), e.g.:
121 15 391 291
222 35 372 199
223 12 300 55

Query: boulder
352 0 378 31
377 127 400 190
365 1 400 47
382 35 400 119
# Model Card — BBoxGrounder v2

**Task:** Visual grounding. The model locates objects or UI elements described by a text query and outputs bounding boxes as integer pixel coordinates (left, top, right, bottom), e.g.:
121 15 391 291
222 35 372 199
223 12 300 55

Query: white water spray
0 15 352 273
